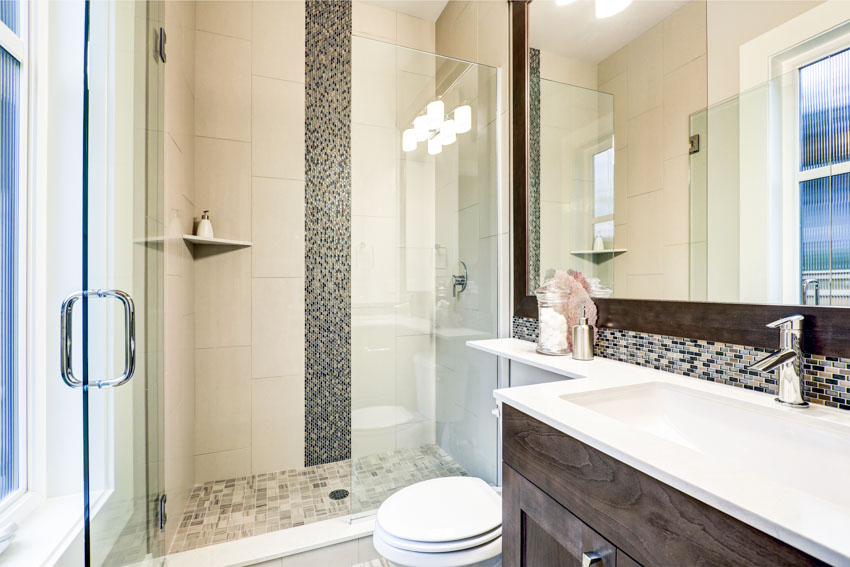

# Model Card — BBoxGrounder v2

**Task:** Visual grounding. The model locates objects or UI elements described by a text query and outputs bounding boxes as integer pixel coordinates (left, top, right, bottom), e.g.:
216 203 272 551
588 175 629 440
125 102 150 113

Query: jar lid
535 279 570 301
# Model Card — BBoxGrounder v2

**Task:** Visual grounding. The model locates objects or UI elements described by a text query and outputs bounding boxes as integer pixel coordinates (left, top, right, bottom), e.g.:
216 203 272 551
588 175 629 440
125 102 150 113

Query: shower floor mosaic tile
169 443 466 554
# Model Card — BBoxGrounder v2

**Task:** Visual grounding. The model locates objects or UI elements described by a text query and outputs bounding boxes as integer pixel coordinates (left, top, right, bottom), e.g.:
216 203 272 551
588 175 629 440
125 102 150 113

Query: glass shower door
64 1 165 564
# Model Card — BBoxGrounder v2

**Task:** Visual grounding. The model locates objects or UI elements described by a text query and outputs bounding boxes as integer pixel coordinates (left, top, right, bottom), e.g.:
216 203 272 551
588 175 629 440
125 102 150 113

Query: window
798 49 850 305
592 148 614 249
0 0 25 509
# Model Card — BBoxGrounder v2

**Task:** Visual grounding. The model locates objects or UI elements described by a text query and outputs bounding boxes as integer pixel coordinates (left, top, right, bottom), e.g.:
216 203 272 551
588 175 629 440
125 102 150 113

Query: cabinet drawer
503 463 618 567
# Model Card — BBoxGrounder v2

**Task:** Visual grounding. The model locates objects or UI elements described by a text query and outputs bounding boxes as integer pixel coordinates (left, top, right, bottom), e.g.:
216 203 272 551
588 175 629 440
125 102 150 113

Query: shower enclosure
50 5 498 562
349 37 500 515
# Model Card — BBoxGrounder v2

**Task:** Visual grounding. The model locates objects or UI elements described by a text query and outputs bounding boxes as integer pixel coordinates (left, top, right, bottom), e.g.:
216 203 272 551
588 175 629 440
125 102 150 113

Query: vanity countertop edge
468 337 850 566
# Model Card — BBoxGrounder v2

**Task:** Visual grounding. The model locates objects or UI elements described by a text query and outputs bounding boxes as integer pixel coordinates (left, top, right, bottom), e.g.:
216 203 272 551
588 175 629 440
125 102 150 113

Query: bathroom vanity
469 339 850 567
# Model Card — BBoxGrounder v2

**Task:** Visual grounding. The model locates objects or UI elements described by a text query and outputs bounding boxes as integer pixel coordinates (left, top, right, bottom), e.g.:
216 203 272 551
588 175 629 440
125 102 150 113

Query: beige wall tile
627 23 663 119
253 0 305 83
663 155 690 245
194 136 252 240
625 190 664 275
663 243 690 300
613 147 628 225
351 215 398 306
540 51 597 90
626 273 665 299
436 1 477 62
194 247 252 348
352 1 396 42
252 177 305 278
627 107 663 196
251 375 305 474
196 0 252 40
476 0 508 73
195 346 252 454
252 278 305 378
252 76 305 180
352 39 398 129
663 54 707 160
194 448 252 484
195 31 251 141
351 124 398 218
598 45 628 86
663 0 707 75
397 12 435 52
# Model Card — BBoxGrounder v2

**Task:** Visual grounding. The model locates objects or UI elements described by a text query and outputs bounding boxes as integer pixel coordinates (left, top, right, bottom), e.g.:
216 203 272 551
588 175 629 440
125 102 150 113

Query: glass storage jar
535 280 570 355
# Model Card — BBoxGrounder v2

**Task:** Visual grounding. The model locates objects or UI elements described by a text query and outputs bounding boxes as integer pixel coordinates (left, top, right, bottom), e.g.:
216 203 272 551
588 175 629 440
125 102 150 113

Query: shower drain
329 489 349 500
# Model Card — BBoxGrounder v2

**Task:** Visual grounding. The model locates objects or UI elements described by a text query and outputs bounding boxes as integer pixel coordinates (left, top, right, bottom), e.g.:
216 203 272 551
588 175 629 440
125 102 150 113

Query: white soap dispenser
196 210 214 239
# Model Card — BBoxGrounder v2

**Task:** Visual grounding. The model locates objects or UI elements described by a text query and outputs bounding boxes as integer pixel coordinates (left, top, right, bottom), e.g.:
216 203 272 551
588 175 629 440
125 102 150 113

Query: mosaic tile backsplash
512 316 850 410
305 0 353 466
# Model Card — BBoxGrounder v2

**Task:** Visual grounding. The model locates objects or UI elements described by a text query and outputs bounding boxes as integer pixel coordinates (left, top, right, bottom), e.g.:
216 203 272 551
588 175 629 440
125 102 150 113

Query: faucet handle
766 314 804 330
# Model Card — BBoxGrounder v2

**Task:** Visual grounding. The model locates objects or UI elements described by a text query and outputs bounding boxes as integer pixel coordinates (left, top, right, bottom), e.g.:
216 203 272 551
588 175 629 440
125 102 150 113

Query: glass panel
593 149 614 218
536 78 614 289
0 45 20 507
800 56 832 171
0 0 19 36
85 1 165 564
350 36 499 519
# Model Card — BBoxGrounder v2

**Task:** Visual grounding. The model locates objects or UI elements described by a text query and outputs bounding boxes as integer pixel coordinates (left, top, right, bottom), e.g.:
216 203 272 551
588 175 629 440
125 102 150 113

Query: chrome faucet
747 315 808 408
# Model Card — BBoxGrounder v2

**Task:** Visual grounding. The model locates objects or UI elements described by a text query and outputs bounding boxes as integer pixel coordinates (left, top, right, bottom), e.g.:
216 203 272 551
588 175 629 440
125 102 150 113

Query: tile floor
169 443 467 553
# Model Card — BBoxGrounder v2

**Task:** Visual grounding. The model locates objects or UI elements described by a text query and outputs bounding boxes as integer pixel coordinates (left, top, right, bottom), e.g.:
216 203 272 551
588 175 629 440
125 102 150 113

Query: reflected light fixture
594 0 632 18
426 100 445 129
413 115 430 142
427 135 442 155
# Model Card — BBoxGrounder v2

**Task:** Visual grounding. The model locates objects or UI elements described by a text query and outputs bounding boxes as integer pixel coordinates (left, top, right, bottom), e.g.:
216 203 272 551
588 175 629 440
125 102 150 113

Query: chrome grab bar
60 289 136 389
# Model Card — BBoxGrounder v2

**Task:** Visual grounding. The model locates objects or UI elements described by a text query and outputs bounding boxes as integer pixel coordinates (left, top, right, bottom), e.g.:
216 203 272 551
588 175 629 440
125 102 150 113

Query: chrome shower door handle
60 289 136 389
60 291 85 388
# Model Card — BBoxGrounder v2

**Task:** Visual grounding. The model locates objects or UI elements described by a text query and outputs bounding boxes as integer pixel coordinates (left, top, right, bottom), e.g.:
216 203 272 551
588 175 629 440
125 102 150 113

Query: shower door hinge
159 493 167 530
689 134 700 155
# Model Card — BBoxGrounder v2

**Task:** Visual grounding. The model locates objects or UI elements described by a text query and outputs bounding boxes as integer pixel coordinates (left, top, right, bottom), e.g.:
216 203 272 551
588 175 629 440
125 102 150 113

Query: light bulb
428 135 442 155
595 0 632 18
426 100 444 130
441 119 457 145
454 105 472 133
413 115 429 142
402 129 417 152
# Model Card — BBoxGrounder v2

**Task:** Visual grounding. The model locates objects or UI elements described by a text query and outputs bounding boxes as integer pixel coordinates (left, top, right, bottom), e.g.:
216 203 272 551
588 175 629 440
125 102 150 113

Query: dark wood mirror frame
509 0 850 358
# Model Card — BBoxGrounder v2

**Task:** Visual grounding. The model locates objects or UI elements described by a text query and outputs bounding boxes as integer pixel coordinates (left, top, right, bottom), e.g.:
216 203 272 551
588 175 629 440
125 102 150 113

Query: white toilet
372 476 502 567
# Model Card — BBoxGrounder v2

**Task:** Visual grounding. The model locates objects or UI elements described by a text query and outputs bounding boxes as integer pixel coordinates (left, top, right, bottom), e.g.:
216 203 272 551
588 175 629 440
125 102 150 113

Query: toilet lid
376 477 502 543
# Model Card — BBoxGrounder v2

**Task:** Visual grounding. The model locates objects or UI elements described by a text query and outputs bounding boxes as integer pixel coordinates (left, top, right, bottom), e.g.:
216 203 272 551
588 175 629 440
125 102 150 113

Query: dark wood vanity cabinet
502 405 827 567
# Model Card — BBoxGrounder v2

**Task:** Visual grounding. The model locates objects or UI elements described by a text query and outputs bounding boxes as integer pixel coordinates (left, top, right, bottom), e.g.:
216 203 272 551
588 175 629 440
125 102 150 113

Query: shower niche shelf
570 248 627 255
183 234 252 248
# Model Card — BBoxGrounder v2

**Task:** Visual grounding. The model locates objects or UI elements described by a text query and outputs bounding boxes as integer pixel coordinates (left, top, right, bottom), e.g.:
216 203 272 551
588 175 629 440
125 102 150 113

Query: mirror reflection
527 0 850 307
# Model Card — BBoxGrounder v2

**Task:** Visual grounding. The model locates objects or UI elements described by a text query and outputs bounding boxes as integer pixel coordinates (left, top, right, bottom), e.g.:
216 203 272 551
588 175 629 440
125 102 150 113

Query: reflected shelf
570 249 626 255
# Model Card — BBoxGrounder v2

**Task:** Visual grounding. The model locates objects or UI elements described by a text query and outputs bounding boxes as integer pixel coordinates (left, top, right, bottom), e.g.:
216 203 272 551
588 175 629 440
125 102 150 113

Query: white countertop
468 338 850 566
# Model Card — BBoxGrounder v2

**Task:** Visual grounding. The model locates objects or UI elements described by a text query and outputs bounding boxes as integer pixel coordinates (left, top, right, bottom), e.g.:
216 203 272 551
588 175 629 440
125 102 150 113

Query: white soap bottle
196 210 214 239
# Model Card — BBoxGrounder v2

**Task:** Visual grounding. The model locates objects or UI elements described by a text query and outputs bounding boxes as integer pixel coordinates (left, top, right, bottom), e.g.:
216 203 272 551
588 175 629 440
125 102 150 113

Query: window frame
0 0 29 515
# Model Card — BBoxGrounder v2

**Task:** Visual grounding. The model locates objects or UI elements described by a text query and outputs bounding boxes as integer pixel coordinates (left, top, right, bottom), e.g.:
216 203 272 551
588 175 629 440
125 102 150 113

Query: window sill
0 493 83 566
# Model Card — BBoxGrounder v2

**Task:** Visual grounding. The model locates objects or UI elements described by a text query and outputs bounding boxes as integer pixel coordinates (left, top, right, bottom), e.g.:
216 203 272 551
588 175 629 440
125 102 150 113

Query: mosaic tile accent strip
305 0 353 466
169 444 467 554
528 48 541 290
511 316 850 410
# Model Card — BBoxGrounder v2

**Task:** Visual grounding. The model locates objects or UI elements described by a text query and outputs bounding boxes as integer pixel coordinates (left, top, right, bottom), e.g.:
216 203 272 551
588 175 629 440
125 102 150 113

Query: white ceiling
530 0 689 63
363 0 450 22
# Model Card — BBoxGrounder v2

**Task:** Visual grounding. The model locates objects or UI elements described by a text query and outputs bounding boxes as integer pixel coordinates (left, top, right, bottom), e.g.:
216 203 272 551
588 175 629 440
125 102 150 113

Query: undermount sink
562 382 850 507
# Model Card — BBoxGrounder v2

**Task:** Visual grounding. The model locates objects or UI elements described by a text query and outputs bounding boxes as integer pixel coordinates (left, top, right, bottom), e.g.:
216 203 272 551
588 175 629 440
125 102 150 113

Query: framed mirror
511 0 850 354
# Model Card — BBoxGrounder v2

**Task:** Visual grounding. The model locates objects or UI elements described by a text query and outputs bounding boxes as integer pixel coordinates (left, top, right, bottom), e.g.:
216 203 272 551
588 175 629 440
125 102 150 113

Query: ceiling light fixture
403 100 471 155
594 0 632 18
